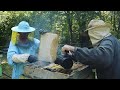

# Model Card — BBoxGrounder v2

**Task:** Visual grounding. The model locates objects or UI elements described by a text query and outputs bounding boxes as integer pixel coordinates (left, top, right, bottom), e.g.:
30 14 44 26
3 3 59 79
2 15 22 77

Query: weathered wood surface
21 62 93 79
38 33 59 63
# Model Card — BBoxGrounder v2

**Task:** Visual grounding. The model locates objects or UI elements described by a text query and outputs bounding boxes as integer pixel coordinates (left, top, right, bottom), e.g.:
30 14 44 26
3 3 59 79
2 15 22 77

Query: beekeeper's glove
12 54 37 63
27 55 38 63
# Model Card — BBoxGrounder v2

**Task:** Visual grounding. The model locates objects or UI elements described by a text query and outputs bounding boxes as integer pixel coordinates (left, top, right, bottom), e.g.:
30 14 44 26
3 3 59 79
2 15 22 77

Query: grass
0 54 12 79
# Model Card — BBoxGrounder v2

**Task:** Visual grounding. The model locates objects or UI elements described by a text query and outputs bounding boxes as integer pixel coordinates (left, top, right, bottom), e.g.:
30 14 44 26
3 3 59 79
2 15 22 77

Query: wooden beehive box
20 62 93 79
20 33 94 79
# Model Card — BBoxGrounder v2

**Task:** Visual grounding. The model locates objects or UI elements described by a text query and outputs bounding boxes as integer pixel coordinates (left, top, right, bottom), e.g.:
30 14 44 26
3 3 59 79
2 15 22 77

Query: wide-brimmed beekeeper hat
85 19 112 31
11 21 35 32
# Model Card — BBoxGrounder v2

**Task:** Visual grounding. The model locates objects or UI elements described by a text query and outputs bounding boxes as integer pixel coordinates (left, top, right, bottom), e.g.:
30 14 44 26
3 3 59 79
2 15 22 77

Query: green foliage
0 11 120 49
2 11 120 79
0 11 32 48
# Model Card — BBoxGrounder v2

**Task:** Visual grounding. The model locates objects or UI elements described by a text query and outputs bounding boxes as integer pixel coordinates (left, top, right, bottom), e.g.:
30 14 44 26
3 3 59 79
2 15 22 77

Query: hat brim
85 24 111 32
11 26 35 32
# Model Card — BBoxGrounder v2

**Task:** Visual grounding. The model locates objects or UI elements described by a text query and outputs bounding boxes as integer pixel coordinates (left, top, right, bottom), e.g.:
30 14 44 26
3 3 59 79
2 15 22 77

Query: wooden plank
23 65 69 79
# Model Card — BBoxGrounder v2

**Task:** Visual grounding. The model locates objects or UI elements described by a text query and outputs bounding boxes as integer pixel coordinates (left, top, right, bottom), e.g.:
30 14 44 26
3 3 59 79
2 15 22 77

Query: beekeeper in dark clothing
62 19 120 79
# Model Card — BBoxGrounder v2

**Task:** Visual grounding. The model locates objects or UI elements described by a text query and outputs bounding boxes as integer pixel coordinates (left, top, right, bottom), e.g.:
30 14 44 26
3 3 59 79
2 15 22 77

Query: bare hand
62 45 75 54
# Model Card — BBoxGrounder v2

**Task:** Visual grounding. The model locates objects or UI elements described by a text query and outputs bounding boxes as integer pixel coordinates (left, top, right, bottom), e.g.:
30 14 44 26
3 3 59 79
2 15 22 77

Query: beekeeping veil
11 21 35 45
85 19 112 47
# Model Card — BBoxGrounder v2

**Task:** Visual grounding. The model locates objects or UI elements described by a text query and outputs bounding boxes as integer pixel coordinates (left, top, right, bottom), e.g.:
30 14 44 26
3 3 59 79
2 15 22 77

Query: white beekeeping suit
7 21 40 79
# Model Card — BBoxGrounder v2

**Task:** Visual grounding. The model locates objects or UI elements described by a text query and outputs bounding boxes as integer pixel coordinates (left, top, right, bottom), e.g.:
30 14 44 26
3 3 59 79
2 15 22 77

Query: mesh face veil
88 27 111 46
11 31 19 45
11 31 34 45
28 32 34 41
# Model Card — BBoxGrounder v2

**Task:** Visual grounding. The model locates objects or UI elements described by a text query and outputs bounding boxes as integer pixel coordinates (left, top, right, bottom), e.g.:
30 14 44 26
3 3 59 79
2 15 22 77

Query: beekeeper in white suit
7 21 40 79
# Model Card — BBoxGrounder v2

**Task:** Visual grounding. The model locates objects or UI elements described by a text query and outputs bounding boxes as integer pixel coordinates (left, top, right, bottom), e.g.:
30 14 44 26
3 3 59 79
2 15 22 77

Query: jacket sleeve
74 39 114 69
34 38 40 56
7 41 18 66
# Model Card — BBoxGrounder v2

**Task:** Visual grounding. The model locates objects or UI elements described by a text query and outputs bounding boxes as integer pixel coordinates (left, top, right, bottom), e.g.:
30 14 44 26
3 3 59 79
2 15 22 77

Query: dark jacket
74 35 120 79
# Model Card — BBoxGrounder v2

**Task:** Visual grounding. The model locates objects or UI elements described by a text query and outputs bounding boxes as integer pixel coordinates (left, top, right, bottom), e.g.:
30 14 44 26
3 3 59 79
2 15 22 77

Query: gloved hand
12 54 30 63
12 54 38 63
27 55 38 63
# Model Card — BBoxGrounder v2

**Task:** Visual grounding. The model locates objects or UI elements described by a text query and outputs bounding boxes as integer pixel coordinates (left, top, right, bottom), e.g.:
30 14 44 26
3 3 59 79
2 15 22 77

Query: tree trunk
75 11 81 45
66 11 73 44
113 11 116 31
75 11 88 47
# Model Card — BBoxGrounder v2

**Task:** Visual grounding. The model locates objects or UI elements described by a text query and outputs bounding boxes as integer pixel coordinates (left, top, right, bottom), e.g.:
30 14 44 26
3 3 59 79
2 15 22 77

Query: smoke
30 12 51 40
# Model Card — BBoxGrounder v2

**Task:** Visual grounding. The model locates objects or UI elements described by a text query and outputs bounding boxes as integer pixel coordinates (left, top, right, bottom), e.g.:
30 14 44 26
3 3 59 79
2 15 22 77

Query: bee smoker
54 51 73 69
